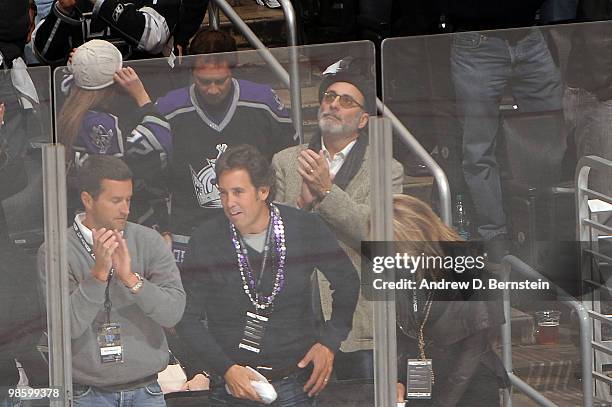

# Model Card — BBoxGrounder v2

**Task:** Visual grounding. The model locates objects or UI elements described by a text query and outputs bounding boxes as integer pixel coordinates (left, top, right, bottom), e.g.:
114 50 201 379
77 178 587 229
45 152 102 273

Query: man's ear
358 112 369 130
258 185 270 202
81 191 94 211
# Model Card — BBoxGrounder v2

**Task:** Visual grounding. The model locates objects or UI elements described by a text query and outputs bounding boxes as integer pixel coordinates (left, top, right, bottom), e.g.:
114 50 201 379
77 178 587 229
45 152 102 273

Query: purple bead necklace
230 204 286 311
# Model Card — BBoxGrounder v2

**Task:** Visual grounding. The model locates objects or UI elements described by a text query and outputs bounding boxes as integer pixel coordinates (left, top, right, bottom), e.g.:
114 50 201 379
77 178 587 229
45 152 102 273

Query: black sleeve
311 214 360 352
432 331 491 407
175 231 237 377
93 0 177 52
269 95 298 155
270 118 298 156
174 0 209 48
121 103 172 231
0 42 25 66
33 2 84 64
0 238 46 387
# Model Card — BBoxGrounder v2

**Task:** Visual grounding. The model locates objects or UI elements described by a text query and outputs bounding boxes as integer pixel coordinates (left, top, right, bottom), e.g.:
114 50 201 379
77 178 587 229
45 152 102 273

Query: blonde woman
391 194 508 406
58 40 171 230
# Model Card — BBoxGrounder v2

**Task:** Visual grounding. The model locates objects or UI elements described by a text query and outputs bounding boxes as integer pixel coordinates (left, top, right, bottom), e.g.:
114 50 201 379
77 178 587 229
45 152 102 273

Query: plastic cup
535 310 561 345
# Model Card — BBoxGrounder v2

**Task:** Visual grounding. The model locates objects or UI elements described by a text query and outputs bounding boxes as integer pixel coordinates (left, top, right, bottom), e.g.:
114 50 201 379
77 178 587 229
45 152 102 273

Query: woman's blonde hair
57 86 116 160
392 194 461 279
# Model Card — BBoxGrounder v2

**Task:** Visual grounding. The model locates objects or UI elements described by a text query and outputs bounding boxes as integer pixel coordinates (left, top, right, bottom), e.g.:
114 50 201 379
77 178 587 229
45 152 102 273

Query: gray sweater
39 221 185 388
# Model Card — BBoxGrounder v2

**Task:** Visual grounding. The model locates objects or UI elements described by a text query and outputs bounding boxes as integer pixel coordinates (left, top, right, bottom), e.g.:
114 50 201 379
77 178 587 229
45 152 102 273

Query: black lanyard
73 221 114 324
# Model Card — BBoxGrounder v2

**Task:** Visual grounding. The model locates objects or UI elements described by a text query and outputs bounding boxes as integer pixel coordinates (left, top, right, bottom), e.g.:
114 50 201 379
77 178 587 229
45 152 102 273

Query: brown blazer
272 143 404 352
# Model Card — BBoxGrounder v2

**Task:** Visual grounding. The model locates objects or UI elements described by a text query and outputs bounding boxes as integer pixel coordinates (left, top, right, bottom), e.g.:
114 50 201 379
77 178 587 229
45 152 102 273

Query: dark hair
214 144 276 203
78 155 132 199
188 30 238 68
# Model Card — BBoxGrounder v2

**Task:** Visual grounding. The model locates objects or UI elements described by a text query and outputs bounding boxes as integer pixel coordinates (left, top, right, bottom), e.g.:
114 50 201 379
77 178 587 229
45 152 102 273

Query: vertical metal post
43 144 72 406
208 1 220 31
501 263 513 407
502 255 595 406
212 0 289 82
211 0 302 142
576 157 601 401
370 117 397 407
278 0 304 143
578 307 594 407
377 98 452 226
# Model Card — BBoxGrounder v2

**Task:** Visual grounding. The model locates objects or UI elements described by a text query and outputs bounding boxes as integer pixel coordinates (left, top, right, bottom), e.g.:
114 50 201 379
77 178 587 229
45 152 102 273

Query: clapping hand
297 149 333 201
91 228 118 282
110 230 135 286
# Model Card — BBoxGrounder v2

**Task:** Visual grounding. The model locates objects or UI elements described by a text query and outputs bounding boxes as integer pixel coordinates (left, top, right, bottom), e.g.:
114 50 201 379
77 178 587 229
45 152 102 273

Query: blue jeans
451 28 563 239
209 373 317 407
34 0 53 23
73 382 166 407
0 398 19 407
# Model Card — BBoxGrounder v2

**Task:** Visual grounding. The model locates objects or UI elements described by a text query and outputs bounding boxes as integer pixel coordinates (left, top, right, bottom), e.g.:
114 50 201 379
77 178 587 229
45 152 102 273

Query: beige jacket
272 143 404 352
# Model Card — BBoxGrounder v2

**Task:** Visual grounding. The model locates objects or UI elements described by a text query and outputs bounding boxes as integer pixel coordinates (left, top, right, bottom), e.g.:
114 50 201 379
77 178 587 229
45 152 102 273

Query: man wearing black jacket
33 0 181 64
177 144 359 405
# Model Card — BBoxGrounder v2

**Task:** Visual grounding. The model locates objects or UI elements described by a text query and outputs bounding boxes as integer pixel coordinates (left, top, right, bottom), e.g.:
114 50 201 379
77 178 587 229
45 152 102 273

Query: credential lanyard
73 222 114 324
237 216 274 296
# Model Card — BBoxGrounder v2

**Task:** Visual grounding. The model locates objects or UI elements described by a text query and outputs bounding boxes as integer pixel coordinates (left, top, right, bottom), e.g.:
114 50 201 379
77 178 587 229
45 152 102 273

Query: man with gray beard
272 58 404 406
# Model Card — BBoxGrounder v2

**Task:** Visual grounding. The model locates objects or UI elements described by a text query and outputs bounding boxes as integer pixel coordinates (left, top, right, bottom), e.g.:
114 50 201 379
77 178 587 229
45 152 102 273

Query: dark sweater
0 219 45 387
438 0 545 30
0 0 29 63
178 205 360 377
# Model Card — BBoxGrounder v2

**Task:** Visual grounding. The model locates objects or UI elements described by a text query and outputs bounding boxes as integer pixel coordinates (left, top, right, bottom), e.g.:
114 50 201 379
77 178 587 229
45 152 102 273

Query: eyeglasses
195 76 231 87
322 91 364 109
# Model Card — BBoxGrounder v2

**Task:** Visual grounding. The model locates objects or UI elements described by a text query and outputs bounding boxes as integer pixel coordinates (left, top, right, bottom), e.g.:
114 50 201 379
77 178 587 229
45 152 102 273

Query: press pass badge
238 312 268 354
406 359 433 399
97 322 123 363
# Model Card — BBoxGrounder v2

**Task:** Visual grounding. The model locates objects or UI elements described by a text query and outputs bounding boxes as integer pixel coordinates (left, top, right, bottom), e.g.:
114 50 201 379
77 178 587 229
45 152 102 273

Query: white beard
318 110 361 137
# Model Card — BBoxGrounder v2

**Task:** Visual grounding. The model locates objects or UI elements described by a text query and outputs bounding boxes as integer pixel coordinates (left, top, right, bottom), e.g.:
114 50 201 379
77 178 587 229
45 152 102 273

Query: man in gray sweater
39 155 185 406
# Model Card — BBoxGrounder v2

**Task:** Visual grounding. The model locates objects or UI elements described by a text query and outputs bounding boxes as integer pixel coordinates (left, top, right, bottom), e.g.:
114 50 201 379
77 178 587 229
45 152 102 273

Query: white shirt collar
321 139 356 161
321 139 357 177
74 213 93 245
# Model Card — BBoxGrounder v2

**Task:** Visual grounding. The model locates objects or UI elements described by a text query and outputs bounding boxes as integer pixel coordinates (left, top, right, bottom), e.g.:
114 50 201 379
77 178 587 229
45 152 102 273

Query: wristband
128 272 144 294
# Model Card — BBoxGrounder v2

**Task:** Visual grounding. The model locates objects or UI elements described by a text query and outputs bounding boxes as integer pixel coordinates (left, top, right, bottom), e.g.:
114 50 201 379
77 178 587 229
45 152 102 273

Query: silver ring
309 169 314 174
324 378 329 382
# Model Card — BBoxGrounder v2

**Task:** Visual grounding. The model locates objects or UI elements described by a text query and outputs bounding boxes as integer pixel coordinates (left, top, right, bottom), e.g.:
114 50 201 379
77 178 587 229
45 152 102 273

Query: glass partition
1 64 54 405
53 41 377 405
381 21 612 405
31 19 612 406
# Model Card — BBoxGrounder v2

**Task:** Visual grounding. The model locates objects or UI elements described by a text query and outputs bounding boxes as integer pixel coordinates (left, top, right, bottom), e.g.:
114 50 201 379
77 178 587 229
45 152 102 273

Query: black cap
318 57 376 114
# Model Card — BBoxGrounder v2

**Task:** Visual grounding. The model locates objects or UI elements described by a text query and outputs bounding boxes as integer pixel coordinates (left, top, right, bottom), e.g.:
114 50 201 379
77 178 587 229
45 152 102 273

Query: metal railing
376 98 452 227
501 255 593 407
576 155 612 401
209 0 304 143
205 2 453 225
